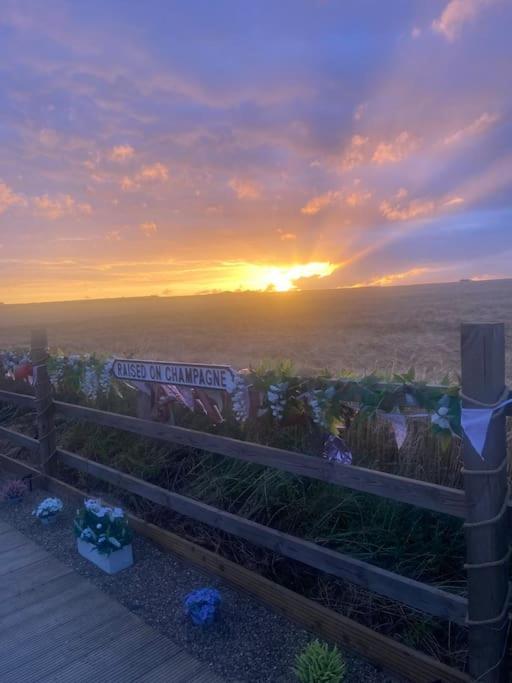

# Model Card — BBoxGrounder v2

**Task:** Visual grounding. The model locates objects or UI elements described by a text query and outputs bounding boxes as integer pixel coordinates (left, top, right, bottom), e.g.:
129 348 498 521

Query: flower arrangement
184 587 221 625
73 499 133 555
294 640 346 683
1 479 28 502
32 497 63 523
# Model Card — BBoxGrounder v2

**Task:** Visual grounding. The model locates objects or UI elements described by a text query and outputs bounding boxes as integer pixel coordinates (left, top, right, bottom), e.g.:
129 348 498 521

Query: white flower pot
77 538 133 574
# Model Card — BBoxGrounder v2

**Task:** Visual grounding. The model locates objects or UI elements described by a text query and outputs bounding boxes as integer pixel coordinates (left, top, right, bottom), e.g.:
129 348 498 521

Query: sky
0 0 511 304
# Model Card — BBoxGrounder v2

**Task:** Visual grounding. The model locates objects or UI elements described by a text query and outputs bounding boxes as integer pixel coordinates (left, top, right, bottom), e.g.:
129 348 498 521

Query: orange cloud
120 162 169 191
279 231 297 240
372 131 419 165
301 190 340 215
433 0 497 41
140 221 157 236
380 191 464 221
137 162 169 182
33 194 92 220
345 190 371 207
351 267 433 288
443 112 499 145
228 177 261 199
0 181 25 214
105 230 122 241
110 144 135 161
380 197 435 221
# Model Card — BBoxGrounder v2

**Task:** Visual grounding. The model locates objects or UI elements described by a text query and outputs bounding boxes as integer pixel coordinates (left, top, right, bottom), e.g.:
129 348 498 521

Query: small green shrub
294 640 346 683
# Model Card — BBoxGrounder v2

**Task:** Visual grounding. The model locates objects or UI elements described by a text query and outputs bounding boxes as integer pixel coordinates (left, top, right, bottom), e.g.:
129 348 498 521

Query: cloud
351 267 433 288
432 0 497 41
278 231 297 240
228 177 261 200
301 190 340 215
345 190 372 207
137 162 169 182
105 230 122 241
120 162 170 191
379 191 464 221
0 181 25 214
372 131 419 165
110 145 135 162
32 194 92 220
380 197 435 221
139 221 157 236
443 112 499 145
341 135 369 171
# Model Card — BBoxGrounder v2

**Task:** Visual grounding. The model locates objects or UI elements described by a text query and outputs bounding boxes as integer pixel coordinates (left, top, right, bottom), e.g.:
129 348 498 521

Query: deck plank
0 520 227 682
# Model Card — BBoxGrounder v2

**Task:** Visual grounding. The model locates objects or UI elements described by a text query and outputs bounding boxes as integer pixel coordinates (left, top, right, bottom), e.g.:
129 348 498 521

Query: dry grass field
2 279 512 380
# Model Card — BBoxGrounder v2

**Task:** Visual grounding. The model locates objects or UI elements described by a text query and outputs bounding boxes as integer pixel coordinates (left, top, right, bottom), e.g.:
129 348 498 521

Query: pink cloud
228 177 261 200
137 162 169 182
345 190 372 207
139 221 157 236
32 194 92 220
443 112 499 145
0 181 25 214
372 131 419 165
380 191 464 221
341 135 369 171
110 144 135 162
105 230 122 241
301 190 340 215
432 0 497 41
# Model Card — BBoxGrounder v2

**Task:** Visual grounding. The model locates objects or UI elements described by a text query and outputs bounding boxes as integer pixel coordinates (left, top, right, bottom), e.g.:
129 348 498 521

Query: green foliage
294 640 346 683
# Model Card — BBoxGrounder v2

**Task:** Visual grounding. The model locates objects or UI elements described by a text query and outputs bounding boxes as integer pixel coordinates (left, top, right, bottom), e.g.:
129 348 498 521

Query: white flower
108 537 121 548
32 497 63 518
437 406 449 416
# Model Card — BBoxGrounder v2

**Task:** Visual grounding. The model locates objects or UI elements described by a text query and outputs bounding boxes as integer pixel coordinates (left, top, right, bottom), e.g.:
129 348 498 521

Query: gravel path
0 484 400 683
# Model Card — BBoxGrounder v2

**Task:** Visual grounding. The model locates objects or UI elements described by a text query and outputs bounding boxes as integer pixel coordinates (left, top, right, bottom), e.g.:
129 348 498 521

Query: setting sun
248 262 338 292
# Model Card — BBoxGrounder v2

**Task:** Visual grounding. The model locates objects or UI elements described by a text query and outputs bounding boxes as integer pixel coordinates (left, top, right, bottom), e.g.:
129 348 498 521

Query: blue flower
184 588 221 625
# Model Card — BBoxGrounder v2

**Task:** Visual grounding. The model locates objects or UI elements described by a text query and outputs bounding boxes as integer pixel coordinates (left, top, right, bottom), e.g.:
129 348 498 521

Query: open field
2 279 512 380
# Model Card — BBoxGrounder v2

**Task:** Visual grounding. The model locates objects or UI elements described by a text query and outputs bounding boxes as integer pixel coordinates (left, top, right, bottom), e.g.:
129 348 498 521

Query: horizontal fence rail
0 389 36 408
54 401 467 518
57 447 467 623
0 426 38 452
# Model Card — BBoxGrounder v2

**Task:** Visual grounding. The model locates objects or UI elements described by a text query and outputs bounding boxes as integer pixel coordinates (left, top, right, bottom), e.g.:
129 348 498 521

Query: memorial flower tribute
74 499 134 573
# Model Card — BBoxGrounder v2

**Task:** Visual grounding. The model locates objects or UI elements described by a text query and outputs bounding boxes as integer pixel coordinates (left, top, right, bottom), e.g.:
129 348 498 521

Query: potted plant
1 479 28 504
32 497 63 525
73 498 133 574
184 587 221 625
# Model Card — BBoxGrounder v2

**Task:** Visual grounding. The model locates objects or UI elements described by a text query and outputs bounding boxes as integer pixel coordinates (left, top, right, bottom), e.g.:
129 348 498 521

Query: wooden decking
0 520 225 682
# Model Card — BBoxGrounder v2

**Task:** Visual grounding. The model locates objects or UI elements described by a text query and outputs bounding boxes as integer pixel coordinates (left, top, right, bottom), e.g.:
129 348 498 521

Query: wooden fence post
461 323 511 681
31 328 56 482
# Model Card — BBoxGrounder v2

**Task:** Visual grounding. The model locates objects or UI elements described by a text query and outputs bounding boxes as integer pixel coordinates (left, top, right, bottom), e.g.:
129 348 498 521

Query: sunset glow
1 1 511 304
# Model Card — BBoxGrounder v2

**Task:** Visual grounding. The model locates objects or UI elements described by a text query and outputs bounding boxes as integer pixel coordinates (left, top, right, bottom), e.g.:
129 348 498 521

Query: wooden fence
0 323 510 682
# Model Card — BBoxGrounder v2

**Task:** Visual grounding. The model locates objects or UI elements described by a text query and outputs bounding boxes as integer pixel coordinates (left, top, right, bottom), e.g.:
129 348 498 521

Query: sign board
112 358 237 392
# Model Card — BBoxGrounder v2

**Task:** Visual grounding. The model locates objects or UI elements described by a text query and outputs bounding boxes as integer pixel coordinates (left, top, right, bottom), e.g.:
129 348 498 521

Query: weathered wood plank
45 625 176 683
0 389 35 408
0 426 39 451
0 580 92 637
0 529 33 555
0 587 122 657
59 448 467 623
0 571 80 619
0 542 48 575
54 401 466 518
0 556 72 601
